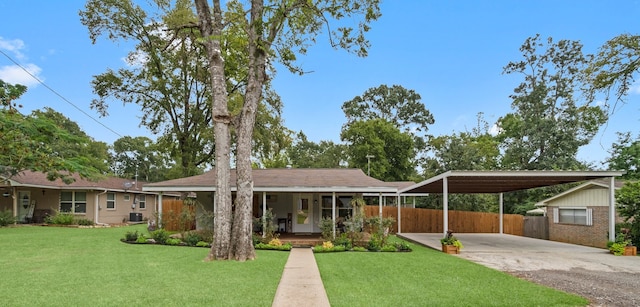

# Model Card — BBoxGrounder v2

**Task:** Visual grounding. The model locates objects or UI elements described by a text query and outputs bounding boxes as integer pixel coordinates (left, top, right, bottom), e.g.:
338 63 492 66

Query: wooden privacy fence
364 206 524 236
162 199 196 231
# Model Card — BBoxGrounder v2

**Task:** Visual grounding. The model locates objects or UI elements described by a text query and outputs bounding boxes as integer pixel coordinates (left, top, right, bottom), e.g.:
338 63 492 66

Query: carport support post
158 192 163 228
378 193 383 220
499 193 504 234
609 176 615 242
442 177 448 236
332 192 336 239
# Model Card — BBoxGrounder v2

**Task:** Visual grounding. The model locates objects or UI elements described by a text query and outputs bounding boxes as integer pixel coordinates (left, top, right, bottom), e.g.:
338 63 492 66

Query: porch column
11 187 17 223
397 194 401 234
158 192 163 227
378 193 383 220
262 192 267 238
332 192 336 239
443 177 448 236
499 193 504 234
609 176 615 242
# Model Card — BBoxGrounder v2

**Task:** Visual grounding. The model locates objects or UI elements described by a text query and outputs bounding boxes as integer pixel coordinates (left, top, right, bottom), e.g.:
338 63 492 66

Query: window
321 195 353 219
60 192 87 214
106 193 116 209
137 195 146 209
553 207 592 226
124 194 130 201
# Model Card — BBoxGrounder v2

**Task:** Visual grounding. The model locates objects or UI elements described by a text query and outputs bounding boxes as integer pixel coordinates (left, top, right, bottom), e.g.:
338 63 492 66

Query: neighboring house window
124 194 130 201
553 207 592 226
137 195 146 209
106 193 116 210
60 192 87 214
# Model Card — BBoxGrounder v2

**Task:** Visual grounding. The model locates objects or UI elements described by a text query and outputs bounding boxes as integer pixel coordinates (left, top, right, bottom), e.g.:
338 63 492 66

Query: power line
0 49 123 139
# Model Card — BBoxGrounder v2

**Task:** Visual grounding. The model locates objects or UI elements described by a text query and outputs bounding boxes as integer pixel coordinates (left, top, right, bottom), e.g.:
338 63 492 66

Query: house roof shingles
143 168 408 193
3 170 149 193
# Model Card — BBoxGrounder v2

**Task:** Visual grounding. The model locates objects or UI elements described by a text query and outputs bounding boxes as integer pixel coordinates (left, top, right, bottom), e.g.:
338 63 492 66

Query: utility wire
0 49 123 139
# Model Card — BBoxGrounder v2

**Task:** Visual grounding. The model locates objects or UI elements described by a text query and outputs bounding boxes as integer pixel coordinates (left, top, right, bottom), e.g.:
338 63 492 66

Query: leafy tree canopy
607 132 640 180
585 33 640 107
341 118 415 181
286 132 346 168
498 34 607 171
615 181 640 246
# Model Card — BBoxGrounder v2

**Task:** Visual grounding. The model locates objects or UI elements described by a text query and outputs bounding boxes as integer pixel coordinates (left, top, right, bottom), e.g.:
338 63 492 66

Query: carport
398 170 625 241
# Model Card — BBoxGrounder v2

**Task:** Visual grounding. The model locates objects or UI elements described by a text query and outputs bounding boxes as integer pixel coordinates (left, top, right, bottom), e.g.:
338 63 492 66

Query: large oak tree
194 0 381 261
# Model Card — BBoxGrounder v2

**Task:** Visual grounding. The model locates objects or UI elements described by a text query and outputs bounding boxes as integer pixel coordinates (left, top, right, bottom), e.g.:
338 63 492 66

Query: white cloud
630 80 640 95
0 36 26 60
489 124 501 136
0 37 43 87
0 64 43 87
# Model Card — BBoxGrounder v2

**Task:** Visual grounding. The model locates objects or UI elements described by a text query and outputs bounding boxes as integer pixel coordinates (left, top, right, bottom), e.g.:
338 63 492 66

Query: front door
294 194 313 233
17 191 31 223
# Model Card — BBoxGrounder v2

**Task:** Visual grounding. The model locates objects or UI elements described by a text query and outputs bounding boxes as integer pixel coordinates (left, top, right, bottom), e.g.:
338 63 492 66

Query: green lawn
1 226 588 307
0 224 288 306
315 239 589 307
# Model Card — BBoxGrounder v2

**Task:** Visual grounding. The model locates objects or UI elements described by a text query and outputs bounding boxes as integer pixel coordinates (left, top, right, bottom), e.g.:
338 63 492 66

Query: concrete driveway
399 233 640 273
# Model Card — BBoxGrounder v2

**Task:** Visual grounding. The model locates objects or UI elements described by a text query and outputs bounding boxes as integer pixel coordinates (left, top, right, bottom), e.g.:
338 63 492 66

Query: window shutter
553 208 559 223
586 208 593 226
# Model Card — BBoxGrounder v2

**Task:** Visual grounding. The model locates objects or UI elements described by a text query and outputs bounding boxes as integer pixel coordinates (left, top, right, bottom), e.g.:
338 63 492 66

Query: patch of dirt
510 268 640 307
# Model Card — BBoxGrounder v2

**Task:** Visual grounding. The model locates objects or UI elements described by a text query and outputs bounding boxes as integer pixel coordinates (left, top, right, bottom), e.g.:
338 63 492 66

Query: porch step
282 240 324 248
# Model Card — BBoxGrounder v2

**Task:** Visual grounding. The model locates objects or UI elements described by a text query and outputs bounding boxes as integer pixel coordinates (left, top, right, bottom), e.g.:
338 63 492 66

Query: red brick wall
548 206 611 248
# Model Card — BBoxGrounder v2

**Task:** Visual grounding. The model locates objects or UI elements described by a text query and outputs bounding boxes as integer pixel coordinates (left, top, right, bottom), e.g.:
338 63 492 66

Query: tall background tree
0 80 103 182
341 118 415 181
498 35 608 214
194 0 381 261
80 0 287 177
585 34 640 109
607 132 640 180
341 84 434 180
110 136 173 182
286 132 346 168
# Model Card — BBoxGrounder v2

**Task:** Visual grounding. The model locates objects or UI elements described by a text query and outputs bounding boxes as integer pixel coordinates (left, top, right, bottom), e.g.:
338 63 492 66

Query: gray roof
143 168 410 193
2 170 153 194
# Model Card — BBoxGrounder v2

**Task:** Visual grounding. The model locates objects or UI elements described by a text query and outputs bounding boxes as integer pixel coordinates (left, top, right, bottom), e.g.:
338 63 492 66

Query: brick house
535 180 625 248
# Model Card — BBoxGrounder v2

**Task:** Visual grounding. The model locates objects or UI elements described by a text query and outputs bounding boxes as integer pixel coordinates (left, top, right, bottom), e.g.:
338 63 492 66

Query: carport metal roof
399 170 625 194
397 170 625 241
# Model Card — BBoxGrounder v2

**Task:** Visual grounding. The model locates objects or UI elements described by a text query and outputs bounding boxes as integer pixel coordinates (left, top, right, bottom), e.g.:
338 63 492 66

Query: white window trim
106 193 116 210
60 191 87 215
553 207 592 226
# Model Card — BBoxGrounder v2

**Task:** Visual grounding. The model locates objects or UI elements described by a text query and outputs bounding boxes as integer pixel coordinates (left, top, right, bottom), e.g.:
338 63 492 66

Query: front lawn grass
0 224 288 306
316 237 589 307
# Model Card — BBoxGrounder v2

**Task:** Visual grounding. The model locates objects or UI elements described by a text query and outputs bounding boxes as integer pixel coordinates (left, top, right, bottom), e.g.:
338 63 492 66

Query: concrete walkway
272 248 330 307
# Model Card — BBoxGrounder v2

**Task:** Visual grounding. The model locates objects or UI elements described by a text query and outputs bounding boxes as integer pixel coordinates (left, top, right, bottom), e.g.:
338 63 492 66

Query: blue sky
1 1 639 168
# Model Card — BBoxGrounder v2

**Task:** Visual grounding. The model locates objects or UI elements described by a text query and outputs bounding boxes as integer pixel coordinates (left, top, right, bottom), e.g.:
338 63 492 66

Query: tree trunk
195 0 233 261
228 0 268 261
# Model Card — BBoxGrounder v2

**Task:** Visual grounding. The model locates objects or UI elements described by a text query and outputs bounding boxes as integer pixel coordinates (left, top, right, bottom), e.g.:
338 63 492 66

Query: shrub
319 217 335 241
165 238 182 246
183 231 205 246
381 244 397 252
333 233 352 249
255 242 292 251
268 238 283 247
76 218 94 226
322 241 334 249
48 212 75 225
196 241 210 247
352 246 368 252
0 210 16 227
313 244 346 253
123 230 139 242
136 234 148 243
150 229 170 244
394 240 412 252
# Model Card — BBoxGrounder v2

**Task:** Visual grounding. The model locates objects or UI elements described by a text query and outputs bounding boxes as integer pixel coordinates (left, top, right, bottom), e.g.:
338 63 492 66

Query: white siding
547 187 610 207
